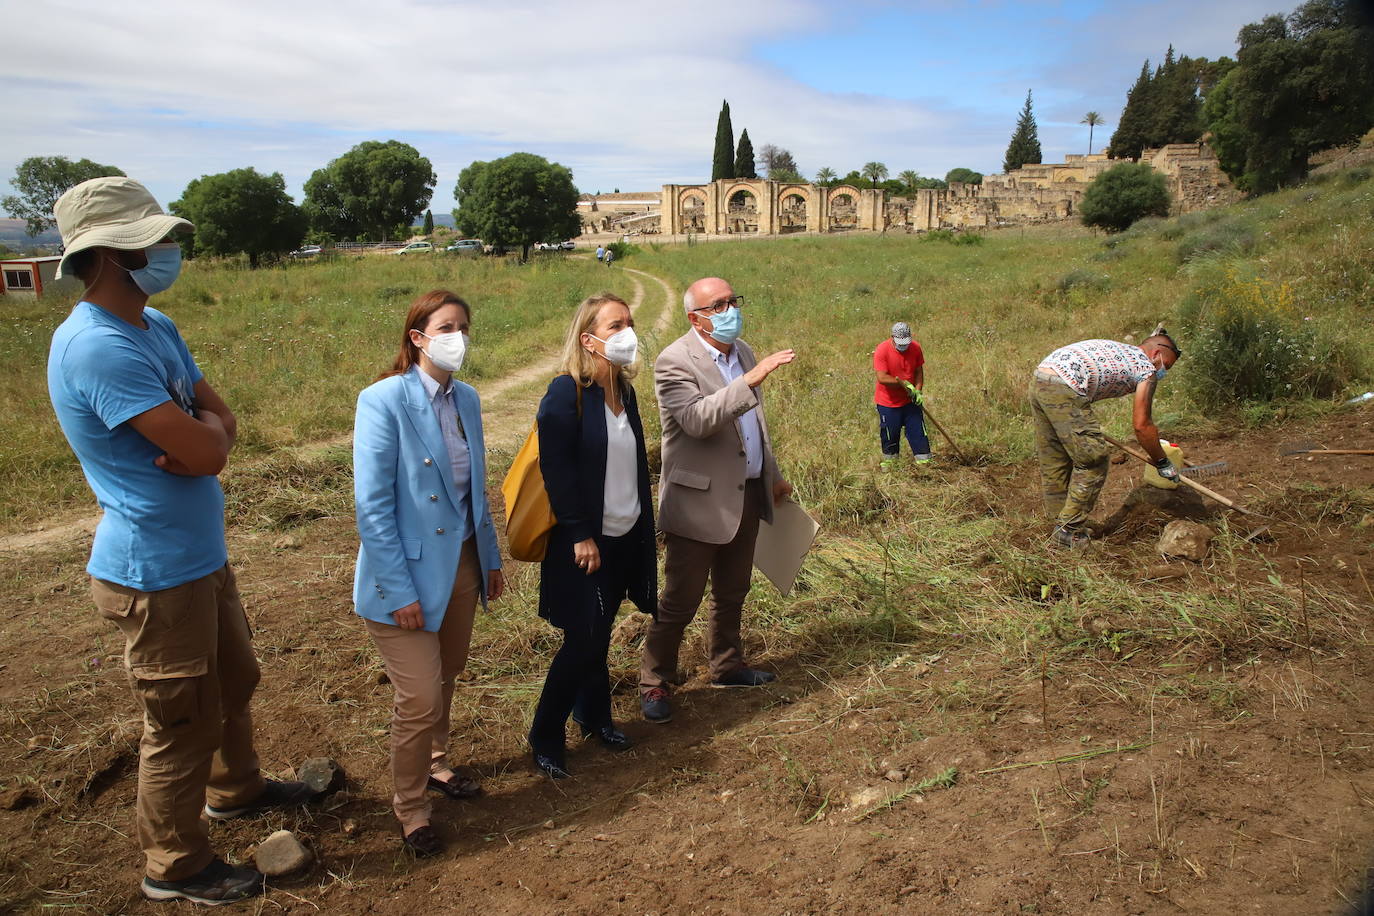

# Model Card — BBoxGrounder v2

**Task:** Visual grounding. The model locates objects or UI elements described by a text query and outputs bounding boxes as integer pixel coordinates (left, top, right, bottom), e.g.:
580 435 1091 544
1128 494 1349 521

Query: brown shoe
402 824 443 858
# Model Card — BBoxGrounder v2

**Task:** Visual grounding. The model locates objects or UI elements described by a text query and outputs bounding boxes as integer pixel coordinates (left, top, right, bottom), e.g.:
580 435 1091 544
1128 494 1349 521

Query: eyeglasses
691 295 744 315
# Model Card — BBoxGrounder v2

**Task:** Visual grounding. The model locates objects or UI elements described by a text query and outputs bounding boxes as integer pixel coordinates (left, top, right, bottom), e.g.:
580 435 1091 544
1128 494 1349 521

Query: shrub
1175 218 1256 263
919 229 982 244
606 241 640 261
1056 269 1110 293
1179 267 1360 408
1080 162 1172 233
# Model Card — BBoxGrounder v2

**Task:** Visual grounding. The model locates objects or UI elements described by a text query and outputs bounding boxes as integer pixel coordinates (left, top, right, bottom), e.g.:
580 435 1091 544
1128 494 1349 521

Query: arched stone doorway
725 186 759 233
828 186 860 231
778 187 809 233
678 190 706 234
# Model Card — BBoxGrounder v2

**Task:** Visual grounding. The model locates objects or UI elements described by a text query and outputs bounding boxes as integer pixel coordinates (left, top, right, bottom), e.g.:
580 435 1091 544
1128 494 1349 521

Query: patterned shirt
1039 339 1156 402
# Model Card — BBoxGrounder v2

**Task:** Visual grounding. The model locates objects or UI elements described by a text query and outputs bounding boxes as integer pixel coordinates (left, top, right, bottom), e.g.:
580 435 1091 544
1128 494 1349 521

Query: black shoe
427 773 482 800
204 779 316 820
402 824 443 858
711 667 777 688
142 857 264 905
532 752 571 780
579 723 633 752
1050 525 1091 549
640 687 672 723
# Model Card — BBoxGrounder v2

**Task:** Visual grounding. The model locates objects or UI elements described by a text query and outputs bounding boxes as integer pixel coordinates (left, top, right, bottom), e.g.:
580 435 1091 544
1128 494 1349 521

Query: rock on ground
1157 520 1215 562
254 830 312 877
298 757 346 795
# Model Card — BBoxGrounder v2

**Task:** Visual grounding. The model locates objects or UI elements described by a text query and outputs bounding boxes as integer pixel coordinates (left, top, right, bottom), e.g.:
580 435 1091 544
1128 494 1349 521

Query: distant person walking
873 321 931 468
47 177 315 906
639 277 794 724
604 246 615 267
596 245 605 262
528 293 656 780
352 290 505 858
1030 332 1181 548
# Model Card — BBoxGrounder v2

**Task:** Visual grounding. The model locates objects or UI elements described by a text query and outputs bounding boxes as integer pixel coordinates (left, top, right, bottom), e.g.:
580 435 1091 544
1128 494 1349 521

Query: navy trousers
876 403 931 457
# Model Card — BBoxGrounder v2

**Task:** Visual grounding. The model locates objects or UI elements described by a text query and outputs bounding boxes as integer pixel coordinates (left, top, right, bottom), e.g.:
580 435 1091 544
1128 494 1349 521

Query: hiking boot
141 857 264 905
1050 525 1090 549
204 779 315 820
641 687 672 723
914 453 933 465
880 457 899 471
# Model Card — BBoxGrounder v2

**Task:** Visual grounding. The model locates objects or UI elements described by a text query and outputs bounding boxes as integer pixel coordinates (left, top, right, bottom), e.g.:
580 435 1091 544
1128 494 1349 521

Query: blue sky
1 0 1283 217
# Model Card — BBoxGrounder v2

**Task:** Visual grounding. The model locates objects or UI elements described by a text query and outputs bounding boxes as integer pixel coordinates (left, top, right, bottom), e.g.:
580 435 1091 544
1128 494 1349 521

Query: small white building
1 256 62 298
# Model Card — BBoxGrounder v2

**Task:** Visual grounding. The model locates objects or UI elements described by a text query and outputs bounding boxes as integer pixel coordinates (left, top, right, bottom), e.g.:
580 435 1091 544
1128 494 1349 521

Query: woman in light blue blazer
353 289 503 858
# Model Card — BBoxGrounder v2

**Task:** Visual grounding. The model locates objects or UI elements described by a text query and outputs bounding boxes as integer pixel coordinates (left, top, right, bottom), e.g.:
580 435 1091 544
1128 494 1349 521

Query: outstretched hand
744 349 796 387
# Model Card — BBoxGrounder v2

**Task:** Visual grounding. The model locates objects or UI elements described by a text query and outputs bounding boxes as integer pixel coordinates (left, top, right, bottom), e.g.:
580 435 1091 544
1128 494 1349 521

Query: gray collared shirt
693 329 763 479
417 369 473 542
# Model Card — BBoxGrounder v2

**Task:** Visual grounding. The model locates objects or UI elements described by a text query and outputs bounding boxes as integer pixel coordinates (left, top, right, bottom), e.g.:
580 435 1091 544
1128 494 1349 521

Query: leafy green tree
1003 90 1042 172
1109 62 1156 159
841 170 866 187
1149 46 1206 148
759 145 800 181
814 167 837 187
422 209 434 235
712 101 735 181
1203 0 1374 192
945 167 983 185
303 140 435 241
896 170 920 195
2 156 125 236
734 130 757 179
170 168 307 268
454 152 580 260
1081 111 1104 154
861 162 889 188
1079 162 1171 232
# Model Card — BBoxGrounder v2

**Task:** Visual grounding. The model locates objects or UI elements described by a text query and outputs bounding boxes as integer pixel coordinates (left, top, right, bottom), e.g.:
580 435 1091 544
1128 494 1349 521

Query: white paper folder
753 498 820 596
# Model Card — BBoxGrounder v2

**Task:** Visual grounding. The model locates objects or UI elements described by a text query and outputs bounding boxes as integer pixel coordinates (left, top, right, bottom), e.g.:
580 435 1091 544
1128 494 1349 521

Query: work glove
1154 458 1180 482
902 381 923 405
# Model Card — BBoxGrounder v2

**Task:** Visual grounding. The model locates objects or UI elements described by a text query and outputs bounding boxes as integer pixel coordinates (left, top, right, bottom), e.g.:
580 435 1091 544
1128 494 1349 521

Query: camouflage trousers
1028 371 1109 529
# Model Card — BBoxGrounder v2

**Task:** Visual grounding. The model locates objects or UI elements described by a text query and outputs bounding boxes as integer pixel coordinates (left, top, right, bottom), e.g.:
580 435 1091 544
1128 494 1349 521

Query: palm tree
861 161 889 188
896 169 920 195
814 167 837 187
1081 111 1103 154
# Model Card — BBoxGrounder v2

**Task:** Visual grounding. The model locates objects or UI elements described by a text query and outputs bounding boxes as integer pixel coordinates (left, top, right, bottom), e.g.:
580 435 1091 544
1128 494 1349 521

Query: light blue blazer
352 366 501 631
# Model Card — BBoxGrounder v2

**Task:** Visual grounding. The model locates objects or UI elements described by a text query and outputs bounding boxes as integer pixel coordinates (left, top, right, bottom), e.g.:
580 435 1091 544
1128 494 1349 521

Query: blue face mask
121 243 183 296
706 305 742 344
1155 367 1168 381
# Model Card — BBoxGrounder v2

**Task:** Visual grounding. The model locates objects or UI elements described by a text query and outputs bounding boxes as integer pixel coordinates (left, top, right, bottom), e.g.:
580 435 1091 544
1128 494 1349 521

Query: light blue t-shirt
47 302 227 591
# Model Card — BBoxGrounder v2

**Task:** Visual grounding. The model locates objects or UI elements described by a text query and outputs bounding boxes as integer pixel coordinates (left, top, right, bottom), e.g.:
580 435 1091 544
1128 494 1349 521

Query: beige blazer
654 330 780 544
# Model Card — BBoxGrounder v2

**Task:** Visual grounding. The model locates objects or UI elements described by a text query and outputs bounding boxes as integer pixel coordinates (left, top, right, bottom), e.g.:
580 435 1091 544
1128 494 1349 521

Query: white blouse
602 403 641 537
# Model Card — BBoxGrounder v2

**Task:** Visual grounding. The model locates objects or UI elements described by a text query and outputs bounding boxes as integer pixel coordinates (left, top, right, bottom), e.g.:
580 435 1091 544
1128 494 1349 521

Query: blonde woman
528 293 656 779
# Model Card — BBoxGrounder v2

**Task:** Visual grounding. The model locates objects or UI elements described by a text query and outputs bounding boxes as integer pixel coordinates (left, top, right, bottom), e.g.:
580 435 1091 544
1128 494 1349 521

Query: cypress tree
712 100 735 181
1108 61 1156 160
422 209 434 234
1002 90 1042 173
734 129 757 179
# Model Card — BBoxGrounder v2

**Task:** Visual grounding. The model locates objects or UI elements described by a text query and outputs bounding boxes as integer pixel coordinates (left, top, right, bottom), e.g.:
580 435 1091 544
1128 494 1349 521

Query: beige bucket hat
54 177 193 279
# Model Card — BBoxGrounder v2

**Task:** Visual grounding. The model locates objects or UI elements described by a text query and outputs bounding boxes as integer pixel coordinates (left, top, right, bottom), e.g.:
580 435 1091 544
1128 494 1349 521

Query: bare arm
127 400 231 477
192 379 237 451
1131 379 1167 463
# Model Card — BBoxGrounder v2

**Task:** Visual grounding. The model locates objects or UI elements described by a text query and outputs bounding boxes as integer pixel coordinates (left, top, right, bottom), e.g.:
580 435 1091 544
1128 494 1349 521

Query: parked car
446 239 483 254
394 241 434 255
289 245 323 259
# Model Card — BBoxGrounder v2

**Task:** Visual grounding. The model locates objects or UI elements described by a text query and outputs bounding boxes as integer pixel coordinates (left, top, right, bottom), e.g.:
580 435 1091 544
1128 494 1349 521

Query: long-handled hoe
1101 433 1259 517
920 402 968 464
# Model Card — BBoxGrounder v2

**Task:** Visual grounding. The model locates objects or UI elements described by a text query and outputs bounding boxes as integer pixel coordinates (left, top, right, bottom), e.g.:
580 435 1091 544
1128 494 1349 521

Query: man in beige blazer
639 276 795 723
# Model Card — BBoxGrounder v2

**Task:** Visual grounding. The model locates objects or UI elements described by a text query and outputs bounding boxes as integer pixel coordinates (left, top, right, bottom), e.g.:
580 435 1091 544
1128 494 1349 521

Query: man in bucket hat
47 177 314 905
873 321 932 469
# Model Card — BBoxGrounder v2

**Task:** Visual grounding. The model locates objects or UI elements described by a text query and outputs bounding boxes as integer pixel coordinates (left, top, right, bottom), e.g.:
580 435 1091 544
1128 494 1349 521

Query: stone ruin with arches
577 143 1239 240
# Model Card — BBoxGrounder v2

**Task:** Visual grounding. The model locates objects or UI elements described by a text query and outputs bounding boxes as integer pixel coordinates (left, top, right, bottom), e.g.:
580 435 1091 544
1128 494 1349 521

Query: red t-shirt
873 338 924 407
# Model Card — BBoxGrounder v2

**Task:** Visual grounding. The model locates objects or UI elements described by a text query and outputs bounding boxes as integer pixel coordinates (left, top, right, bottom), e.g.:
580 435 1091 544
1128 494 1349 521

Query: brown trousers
91 565 264 882
640 478 763 692
365 538 480 832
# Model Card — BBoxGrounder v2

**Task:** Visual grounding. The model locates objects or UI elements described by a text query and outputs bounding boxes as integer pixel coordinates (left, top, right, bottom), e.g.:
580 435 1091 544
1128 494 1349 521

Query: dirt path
0 262 678 555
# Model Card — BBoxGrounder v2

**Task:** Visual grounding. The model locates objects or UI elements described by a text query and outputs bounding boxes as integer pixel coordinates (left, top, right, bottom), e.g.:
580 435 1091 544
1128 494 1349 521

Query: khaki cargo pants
92 565 265 882
1028 371 1110 529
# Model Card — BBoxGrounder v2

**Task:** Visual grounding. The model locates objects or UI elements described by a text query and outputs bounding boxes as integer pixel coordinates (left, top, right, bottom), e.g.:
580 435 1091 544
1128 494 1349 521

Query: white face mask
588 327 638 366
417 330 467 373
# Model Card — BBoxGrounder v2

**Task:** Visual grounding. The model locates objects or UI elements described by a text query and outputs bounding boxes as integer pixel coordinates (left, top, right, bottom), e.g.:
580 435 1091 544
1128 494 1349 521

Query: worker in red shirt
873 322 930 468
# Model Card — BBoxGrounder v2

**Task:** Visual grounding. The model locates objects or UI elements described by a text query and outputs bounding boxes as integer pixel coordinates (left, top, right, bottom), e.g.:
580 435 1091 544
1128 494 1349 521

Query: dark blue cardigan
535 373 656 627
